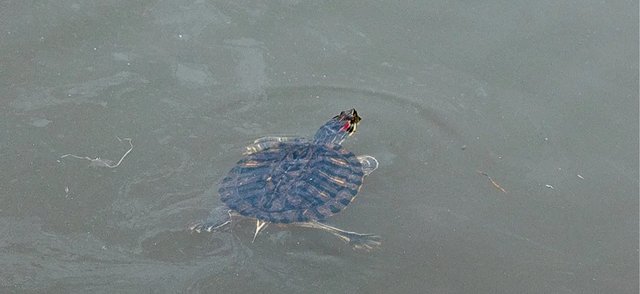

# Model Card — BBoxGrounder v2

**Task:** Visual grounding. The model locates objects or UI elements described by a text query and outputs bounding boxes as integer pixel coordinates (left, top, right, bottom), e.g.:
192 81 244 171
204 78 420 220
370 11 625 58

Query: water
1 1 637 293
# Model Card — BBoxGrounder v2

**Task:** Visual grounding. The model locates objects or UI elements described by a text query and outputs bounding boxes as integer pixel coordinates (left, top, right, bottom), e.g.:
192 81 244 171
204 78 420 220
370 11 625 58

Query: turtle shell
218 140 365 223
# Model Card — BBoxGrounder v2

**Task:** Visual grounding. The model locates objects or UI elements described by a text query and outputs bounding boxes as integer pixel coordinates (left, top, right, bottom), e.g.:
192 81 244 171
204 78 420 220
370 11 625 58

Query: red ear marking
339 122 350 132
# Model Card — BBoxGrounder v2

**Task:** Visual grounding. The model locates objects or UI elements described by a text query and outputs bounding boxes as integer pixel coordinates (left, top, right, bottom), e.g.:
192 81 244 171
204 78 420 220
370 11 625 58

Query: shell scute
219 139 367 223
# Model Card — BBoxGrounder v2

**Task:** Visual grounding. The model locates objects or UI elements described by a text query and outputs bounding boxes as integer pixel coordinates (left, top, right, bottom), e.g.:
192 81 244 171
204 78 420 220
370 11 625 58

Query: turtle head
313 109 361 145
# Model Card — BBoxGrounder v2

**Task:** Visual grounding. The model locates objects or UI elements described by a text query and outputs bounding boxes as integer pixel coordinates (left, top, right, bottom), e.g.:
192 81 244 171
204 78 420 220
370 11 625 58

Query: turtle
190 109 380 250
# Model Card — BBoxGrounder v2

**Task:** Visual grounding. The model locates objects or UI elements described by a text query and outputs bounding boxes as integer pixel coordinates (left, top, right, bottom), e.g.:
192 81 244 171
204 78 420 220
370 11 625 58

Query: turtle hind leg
356 155 379 176
296 221 381 251
189 206 233 233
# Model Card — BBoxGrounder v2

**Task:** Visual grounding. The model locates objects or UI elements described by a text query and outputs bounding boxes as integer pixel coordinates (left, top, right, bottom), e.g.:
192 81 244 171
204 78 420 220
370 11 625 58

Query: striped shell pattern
219 140 365 223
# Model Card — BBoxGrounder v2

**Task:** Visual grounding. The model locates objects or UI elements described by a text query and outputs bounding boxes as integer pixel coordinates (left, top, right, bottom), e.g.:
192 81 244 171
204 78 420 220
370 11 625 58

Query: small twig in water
60 137 133 168
477 170 507 193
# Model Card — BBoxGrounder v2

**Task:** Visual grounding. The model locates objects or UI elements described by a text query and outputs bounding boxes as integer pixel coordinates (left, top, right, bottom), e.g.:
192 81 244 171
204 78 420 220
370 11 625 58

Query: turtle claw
252 219 268 243
189 220 232 233
188 222 202 233
188 222 211 233
343 233 382 251
189 207 233 233
296 221 381 251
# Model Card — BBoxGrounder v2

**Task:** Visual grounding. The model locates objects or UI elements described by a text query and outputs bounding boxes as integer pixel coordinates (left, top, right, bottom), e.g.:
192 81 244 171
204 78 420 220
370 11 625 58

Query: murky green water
0 1 637 293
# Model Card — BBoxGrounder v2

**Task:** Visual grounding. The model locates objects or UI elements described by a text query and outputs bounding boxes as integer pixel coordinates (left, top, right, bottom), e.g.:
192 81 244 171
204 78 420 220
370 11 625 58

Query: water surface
0 1 637 293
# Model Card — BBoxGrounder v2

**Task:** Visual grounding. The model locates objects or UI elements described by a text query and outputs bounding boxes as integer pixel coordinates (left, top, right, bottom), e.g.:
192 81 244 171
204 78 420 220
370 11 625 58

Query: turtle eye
352 112 361 124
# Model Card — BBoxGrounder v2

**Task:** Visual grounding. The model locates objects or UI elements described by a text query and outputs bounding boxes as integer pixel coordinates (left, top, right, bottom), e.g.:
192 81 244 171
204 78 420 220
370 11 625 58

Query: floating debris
477 170 507 193
60 137 133 168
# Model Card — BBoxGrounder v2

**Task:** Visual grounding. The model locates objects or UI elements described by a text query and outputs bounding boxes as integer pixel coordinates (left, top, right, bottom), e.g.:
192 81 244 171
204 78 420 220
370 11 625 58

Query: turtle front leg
356 155 379 176
296 221 381 251
244 137 301 155
252 136 300 144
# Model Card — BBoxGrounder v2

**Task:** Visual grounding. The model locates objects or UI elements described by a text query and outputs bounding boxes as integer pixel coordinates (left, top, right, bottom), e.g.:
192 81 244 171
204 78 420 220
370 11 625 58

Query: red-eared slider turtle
190 109 380 250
